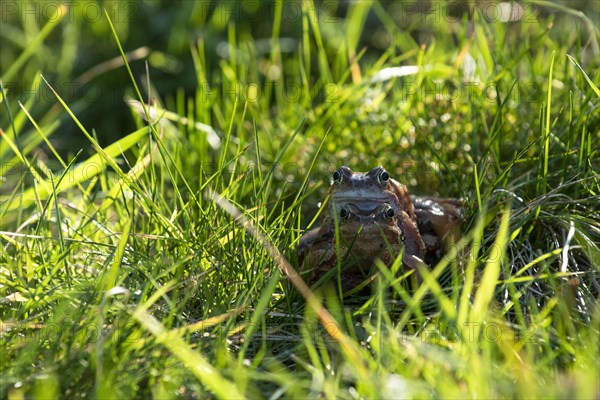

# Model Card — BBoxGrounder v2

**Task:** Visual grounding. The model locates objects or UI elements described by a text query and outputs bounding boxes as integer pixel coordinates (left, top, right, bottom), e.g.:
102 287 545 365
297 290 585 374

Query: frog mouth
337 201 390 215
339 204 396 222
352 207 382 216
332 193 391 203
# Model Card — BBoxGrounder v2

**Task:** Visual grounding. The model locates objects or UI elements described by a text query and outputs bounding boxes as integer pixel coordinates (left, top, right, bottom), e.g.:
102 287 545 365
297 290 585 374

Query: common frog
298 166 461 290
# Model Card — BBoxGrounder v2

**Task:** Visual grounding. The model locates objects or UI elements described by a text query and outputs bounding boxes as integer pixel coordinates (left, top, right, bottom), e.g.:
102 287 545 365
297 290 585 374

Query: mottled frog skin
298 166 461 290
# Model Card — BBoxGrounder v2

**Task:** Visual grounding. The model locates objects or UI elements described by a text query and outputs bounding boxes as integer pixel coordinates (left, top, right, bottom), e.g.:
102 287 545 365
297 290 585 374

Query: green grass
1 1 599 398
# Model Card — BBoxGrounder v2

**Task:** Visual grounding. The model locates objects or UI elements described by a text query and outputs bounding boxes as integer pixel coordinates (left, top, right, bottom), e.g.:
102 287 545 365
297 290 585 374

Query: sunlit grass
1 1 598 398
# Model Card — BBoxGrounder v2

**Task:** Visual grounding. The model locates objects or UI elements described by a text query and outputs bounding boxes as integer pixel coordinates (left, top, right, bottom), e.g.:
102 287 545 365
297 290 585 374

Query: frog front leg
299 225 338 284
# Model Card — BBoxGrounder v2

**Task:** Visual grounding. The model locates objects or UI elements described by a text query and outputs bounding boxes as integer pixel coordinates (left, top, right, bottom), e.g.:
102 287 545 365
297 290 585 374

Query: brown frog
298 166 461 290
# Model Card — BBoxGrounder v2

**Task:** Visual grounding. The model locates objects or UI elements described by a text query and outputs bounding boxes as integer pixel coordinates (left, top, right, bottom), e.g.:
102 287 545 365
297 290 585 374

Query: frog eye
340 207 350 219
385 207 395 218
332 169 343 184
378 170 390 185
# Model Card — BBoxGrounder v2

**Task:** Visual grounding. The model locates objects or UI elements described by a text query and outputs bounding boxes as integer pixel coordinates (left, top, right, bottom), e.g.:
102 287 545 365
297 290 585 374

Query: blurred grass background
1 0 599 398
2 0 597 149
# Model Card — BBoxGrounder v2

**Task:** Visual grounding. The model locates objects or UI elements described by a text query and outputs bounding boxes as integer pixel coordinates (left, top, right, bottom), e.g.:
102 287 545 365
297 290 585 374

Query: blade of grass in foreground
0 124 148 212
132 307 245 399
468 204 512 341
566 54 600 97
457 207 488 327
543 51 556 187
103 220 131 290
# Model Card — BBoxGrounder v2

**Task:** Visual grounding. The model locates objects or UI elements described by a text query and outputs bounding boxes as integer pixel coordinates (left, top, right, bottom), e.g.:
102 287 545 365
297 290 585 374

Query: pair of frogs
298 166 462 291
